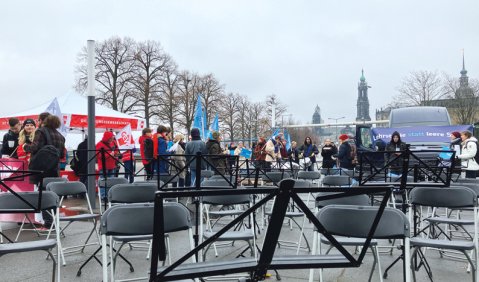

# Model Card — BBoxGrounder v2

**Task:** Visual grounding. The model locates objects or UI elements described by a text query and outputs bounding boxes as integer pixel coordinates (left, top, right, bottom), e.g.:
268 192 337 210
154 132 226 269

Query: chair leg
411 247 420 282
46 250 57 282
461 250 476 282
308 231 317 282
101 235 108 282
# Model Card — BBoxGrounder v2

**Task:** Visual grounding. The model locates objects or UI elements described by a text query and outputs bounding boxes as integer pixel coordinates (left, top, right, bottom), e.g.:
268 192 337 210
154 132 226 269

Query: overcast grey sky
1 0 477 125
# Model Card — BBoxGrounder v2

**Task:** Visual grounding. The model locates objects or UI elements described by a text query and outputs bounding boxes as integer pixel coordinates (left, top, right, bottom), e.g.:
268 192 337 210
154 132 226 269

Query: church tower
312 105 322 135
356 69 371 121
457 52 473 97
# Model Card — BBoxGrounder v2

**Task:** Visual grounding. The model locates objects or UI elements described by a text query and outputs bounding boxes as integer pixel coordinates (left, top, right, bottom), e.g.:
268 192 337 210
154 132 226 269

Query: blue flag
284 130 291 150
210 113 219 132
193 95 204 138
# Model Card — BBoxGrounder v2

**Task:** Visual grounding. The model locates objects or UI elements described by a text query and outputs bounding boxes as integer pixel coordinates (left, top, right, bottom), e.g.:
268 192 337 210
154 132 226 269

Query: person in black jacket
1 117 21 158
76 137 88 189
321 138 338 169
385 131 408 174
299 136 319 171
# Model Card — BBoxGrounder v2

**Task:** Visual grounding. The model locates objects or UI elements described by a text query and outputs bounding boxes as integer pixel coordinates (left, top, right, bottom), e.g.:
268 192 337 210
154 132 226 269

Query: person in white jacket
457 130 479 179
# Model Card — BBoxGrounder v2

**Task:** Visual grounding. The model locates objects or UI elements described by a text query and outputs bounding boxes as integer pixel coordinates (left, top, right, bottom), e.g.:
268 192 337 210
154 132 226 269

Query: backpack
29 128 61 172
466 140 479 164
349 142 358 165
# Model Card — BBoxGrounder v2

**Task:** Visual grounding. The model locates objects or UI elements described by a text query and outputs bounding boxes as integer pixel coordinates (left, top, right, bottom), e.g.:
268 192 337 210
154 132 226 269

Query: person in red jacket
139 128 154 180
96 131 120 199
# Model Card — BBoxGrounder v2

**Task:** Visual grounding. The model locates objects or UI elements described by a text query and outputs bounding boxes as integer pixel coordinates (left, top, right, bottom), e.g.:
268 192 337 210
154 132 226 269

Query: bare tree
395 70 446 106
219 93 241 141
130 40 173 128
156 62 180 135
443 73 479 124
197 73 224 127
74 37 137 112
176 71 201 134
236 95 250 140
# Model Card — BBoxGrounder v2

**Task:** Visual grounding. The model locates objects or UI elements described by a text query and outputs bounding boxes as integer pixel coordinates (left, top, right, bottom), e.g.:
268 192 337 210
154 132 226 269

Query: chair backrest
132 180 164 188
47 181 87 196
0 191 59 212
98 177 129 188
101 203 191 236
108 183 157 203
315 192 370 208
202 193 251 206
317 204 410 239
42 177 68 189
201 170 215 178
454 178 479 184
264 171 291 183
320 168 340 176
450 184 479 197
152 174 179 183
201 179 233 188
293 179 313 188
297 171 321 181
409 186 477 208
209 175 226 180
322 175 351 186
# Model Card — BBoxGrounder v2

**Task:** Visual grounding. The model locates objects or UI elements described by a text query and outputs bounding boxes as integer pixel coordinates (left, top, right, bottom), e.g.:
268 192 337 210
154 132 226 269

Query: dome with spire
360 69 366 82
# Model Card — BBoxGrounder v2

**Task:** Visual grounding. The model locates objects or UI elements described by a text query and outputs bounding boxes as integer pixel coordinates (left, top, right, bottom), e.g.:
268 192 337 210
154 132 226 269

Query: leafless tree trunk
75 37 137 113
219 93 241 141
395 70 446 106
197 73 224 128
176 71 201 135
131 40 173 128
157 63 180 135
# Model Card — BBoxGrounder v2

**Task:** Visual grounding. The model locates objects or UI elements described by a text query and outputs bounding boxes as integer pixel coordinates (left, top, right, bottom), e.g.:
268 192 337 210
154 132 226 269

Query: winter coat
170 142 186 178
1 130 19 158
154 134 169 174
96 139 119 171
206 139 227 174
76 139 88 174
299 144 319 163
321 144 338 168
265 139 279 162
254 142 267 161
185 139 208 170
143 138 154 164
337 141 353 169
457 137 479 171
287 147 300 164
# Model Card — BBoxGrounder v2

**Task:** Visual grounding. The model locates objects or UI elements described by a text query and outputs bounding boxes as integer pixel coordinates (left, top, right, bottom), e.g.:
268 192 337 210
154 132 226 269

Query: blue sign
239 148 252 159
372 125 473 144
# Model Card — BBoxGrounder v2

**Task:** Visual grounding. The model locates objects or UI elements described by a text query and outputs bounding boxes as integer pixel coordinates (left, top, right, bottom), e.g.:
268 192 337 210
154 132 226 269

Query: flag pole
87 40 96 208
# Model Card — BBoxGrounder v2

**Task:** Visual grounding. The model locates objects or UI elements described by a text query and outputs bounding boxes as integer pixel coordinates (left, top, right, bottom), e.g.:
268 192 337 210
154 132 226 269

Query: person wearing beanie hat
190 128 201 140
17 118 37 162
185 127 207 185
338 134 349 142
336 133 354 169
23 118 36 128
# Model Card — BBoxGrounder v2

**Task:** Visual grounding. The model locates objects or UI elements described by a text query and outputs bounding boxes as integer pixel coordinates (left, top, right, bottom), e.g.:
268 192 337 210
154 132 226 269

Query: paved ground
0 195 475 282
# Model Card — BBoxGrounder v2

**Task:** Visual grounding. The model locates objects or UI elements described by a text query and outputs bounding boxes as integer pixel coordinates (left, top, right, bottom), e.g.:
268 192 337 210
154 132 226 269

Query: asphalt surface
0 191 475 282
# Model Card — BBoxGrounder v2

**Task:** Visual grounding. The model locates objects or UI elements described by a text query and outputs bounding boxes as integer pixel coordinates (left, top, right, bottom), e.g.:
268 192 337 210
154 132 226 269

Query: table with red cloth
0 158 36 223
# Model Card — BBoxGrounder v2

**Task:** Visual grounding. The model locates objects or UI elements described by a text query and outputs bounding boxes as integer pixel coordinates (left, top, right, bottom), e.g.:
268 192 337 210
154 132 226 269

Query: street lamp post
328 116 345 143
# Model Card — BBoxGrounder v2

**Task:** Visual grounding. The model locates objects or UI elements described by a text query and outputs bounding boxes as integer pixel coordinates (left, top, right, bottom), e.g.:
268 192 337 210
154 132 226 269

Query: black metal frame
358 148 455 188
149 180 392 281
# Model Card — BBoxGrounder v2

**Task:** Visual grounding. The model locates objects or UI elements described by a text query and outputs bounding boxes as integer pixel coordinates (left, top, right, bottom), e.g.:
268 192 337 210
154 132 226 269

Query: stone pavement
0 196 474 282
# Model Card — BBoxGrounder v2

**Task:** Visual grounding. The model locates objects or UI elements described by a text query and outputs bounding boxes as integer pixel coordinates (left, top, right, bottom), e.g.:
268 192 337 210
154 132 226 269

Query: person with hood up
206 131 227 175
457 130 479 179
185 128 207 185
386 131 407 174
96 131 120 199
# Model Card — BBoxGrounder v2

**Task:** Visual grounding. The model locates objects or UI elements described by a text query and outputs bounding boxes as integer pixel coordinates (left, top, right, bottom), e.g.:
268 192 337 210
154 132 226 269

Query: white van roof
389 106 451 127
